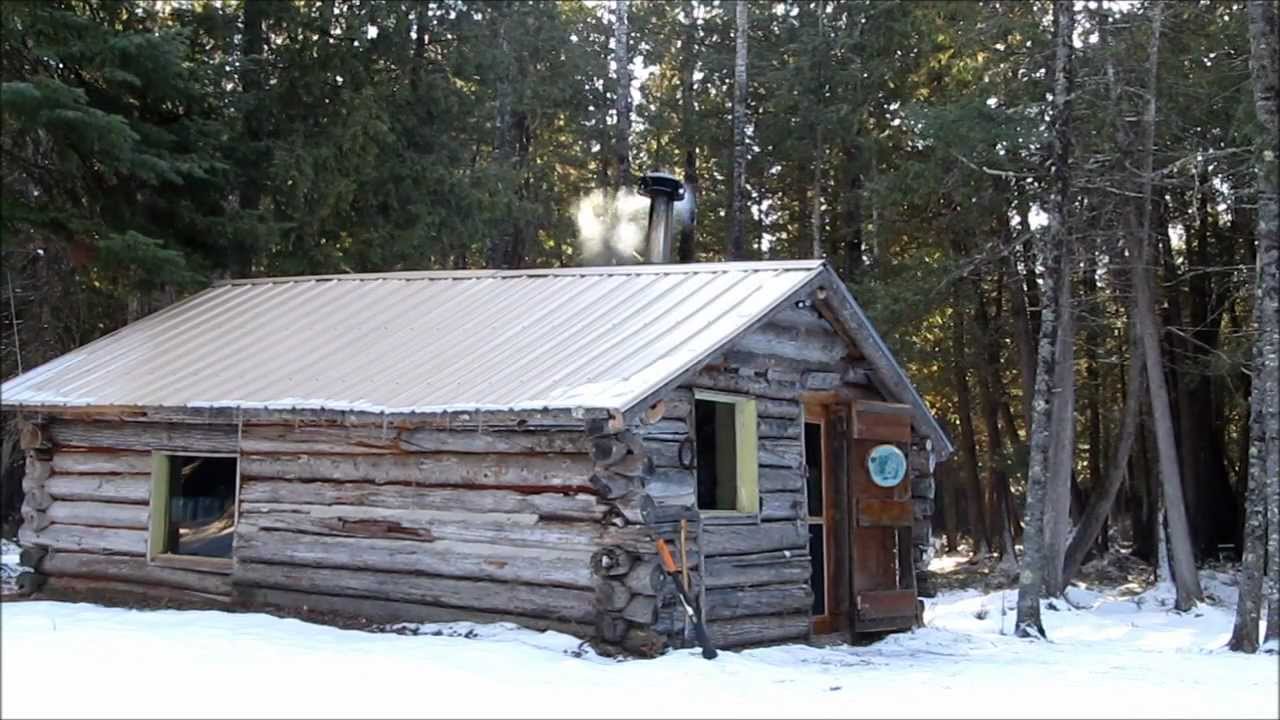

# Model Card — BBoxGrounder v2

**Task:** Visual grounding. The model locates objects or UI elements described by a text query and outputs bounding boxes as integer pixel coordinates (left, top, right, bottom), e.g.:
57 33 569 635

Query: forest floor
1 546 1276 719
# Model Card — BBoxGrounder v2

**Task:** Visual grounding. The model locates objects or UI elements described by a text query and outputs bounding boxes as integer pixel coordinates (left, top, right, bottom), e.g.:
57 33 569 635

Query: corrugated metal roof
2 261 827 416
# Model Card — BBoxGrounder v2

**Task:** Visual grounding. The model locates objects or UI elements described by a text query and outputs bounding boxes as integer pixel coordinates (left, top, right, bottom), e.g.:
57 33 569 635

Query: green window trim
148 450 240 565
693 389 760 514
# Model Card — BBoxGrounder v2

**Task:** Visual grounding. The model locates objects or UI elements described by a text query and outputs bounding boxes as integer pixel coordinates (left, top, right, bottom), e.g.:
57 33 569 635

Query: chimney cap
638 171 684 201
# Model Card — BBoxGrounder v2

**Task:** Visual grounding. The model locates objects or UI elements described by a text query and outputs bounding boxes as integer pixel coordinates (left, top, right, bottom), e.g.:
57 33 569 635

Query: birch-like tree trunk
1233 0 1280 651
728 0 748 260
1128 1 1202 610
1043 234 1076 596
613 0 632 190
1015 0 1074 639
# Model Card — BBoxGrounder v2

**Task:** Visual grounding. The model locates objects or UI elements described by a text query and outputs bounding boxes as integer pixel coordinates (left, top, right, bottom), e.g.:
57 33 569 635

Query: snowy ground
1 556 1276 719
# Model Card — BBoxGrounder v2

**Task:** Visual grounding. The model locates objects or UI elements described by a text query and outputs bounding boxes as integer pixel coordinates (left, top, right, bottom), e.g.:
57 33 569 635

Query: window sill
150 554 233 575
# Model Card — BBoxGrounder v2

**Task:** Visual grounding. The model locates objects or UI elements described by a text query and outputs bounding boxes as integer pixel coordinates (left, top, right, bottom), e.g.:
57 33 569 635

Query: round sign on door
867 444 907 488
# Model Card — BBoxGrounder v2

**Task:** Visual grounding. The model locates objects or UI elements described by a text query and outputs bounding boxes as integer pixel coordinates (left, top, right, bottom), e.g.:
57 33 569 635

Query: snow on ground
1 557 1276 718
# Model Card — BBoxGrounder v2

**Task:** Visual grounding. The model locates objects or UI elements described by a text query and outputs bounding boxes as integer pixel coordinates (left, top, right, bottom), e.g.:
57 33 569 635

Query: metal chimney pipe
638 171 685 264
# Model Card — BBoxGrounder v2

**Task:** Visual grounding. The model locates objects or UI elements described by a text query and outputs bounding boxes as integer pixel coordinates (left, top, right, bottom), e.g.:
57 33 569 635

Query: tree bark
1129 1 1202 610
952 300 989 556
677 0 698 264
1063 326 1144 586
1235 0 1280 650
613 0 632 190
1015 0 1074 640
728 0 749 260
810 1 826 259
489 4 513 269
1043 236 1076 597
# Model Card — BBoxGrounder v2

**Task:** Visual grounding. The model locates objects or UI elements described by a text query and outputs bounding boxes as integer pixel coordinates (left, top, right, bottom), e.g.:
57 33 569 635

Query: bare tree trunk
810 1 825 259
728 0 749 260
1064 326 1144 585
1234 0 1280 651
972 275 1016 560
1015 0 1074 640
236 0 268 277
613 0 632 190
1128 1 1202 609
489 5 513 269
677 0 698 264
1043 237 1076 596
952 306 990 556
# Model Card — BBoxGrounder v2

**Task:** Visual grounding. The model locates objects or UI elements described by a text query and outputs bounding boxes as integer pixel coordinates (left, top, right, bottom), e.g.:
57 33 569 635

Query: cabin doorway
802 399 850 636
804 397 919 638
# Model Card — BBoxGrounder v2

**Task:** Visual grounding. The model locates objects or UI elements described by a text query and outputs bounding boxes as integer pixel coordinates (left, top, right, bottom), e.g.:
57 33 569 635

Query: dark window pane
167 456 237 558
695 398 739 511
695 399 719 509
809 523 826 616
804 421 824 518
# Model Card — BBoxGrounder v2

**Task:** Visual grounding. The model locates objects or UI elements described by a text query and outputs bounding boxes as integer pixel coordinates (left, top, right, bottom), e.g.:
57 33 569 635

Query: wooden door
848 400 917 634
803 400 850 636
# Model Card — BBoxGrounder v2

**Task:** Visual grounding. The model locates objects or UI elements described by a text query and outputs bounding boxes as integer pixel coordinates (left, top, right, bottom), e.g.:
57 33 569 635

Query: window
150 453 238 564
693 390 758 513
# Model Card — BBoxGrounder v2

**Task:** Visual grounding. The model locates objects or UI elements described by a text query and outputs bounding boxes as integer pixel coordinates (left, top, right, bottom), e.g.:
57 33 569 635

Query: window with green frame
693 390 759 513
149 453 239 561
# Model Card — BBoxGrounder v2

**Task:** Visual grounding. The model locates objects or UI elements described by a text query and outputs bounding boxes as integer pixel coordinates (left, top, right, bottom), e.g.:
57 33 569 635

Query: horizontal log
52 451 153 475
606 491 657 526
25 486 54 511
39 552 232 596
596 613 628 643
660 389 693 421
768 305 836 333
635 418 689 442
22 454 51 490
857 498 913 528
235 585 590 637
591 546 634 577
594 579 631 611
803 372 841 390
757 418 801 440
43 406 599 431
730 323 851 368
622 595 658 625
690 370 801 402
705 583 813 621
705 613 811 649
232 562 596 624
401 428 591 455
249 424 592 455
758 467 804 494
624 559 671 595
19 523 148 556
911 472 935 499
49 420 238 453
239 480 606 521
644 468 694 501
756 398 802 420
703 554 812 589
39 575 230 605
702 522 807 557
44 501 149 529
718 349 843 375
234 527 596 589
759 439 804 470
589 471 640 500
238 506 663 554
760 493 806 521
44 474 151 504
240 453 594 489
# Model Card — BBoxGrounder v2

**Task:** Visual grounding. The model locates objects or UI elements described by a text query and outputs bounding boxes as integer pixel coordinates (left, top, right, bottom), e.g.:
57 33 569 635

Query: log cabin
1 174 953 656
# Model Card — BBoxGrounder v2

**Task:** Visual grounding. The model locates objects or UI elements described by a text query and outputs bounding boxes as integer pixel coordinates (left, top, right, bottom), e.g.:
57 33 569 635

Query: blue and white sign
867 444 907 488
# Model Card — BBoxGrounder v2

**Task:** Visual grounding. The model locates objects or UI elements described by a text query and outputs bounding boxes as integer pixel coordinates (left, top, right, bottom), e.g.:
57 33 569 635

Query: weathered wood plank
234 585 590 636
705 613 811 648
39 552 232 596
234 527 596 589
705 583 813 620
644 468 695 503
730 322 851 367
756 398 802 420
39 575 230 604
760 492 806 521
239 479 605 520
49 421 239 453
701 522 807 557
44 474 151 504
239 453 594 489
51 451 154 475
857 498 914 527
238 504 661 553
19 523 148 556
857 589 918 621
768 305 837 333
44 501 149 529
233 561 596 624
703 554 812 589
758 467 804 493
21 454 51 491
757 418 801 440
759 439 804 470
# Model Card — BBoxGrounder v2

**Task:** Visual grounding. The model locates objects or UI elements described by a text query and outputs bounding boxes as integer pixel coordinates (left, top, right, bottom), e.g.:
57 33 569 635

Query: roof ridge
213 260 827 286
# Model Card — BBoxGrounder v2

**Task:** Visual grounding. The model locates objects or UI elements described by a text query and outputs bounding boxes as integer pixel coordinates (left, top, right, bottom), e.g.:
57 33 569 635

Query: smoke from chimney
571 171 688 266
